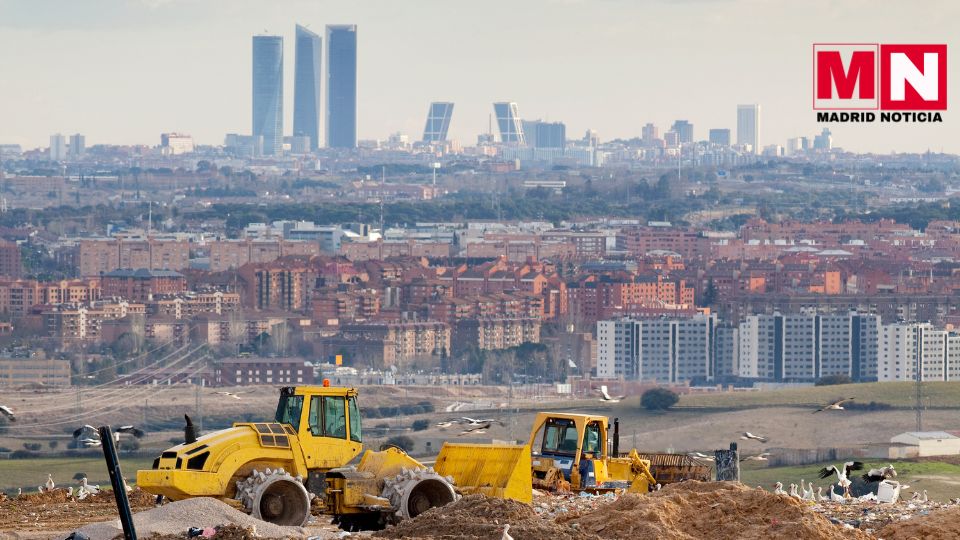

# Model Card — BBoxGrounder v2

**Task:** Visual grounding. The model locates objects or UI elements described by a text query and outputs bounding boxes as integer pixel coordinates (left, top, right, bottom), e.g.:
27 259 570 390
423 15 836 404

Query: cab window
308 396 323 436
324 396 347 439
542 419 578 455
275 395 303 431
583 422 601 454
348 397 362 443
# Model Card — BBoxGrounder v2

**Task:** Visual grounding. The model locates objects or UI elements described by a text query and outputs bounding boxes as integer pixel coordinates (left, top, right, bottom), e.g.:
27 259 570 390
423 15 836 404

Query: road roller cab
137 384 365 526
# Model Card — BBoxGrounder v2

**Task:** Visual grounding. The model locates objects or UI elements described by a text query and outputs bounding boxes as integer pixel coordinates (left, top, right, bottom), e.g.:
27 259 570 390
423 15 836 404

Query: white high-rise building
597 315 716 383
736 312 880 382
737 104 760 154
49 133 67 161
879 323 960 382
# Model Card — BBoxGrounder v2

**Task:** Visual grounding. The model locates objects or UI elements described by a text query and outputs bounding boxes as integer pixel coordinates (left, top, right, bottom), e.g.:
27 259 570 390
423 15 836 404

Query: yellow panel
435 443 532 504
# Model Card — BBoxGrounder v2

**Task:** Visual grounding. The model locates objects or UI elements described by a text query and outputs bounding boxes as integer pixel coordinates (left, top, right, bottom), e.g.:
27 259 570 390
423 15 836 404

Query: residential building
69 133 85 158
708 128 731 146
101 268 187 302
160 133 194 155
522 120 565 148
49 134 67 161
216 356 314 386
671 120 694 144
596 315 717 383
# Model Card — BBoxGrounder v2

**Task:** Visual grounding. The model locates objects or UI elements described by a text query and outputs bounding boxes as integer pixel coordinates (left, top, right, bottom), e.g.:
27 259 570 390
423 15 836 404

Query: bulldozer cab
530 413 607 482
275 386 364 470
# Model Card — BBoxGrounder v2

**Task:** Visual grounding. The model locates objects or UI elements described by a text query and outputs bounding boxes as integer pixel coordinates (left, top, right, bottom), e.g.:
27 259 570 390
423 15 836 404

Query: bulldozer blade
434 443 532 504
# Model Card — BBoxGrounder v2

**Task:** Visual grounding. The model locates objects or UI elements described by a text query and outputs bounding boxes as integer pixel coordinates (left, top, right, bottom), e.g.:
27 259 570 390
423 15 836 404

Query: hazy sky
1 0 958 154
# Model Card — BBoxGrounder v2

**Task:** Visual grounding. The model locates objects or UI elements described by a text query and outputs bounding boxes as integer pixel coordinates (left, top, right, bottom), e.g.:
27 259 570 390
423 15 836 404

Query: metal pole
98 426 137 540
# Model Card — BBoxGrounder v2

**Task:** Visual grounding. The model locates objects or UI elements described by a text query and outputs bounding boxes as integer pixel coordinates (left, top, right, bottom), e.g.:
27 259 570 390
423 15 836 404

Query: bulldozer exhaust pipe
184 414 198 444
612 417 620 457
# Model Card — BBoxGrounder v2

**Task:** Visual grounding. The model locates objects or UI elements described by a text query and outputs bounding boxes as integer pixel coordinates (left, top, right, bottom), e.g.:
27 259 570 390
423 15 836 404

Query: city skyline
1 1 958 153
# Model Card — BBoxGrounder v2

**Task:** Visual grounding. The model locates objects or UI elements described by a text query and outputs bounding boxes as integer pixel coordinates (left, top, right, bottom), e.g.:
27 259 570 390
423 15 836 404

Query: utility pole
195 384 203 432
915 356 923 432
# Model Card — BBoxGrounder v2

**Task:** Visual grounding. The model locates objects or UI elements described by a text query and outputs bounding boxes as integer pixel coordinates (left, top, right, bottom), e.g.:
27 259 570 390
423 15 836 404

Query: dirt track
0 488 156 535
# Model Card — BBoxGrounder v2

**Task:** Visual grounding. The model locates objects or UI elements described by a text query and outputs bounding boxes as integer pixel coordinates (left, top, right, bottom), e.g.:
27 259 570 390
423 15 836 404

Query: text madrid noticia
813 43 947 123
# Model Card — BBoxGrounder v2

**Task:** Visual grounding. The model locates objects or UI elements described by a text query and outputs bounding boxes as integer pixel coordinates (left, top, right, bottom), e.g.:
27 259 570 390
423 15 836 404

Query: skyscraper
252 35 284 156
493 102 525 144
671 120 694 144
293 25 322 151
737 104 760 153
422 102 454 143
49 134 66 161
326 25 358 149
69 133 85 158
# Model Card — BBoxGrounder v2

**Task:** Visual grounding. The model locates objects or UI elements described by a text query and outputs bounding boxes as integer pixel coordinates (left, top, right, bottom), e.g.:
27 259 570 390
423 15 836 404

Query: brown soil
876 506 960 540
375 494 594 540
143 524 264 540
562 481 870 540
0 488 156 532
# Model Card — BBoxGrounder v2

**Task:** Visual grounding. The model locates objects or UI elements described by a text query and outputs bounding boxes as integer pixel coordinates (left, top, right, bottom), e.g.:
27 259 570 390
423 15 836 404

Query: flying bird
115 425 145 439
740 432 768 443
688 452 714 461
435 420 457 428
818 461 864 497
0 405 15 421
814 397 854 413
213 391 246 400
458 422 493 436
460 417 501 427
862 465 897 482
598 385 625 403
740 452 771 462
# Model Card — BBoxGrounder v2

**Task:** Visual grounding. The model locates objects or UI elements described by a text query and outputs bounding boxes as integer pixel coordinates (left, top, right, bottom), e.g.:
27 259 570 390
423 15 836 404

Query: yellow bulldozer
137 384 531 529
528 412 657 493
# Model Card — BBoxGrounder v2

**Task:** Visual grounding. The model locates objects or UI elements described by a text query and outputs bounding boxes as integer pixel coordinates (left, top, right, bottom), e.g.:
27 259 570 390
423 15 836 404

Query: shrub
640 388 679 411
412 419 430 432
815 375 853 386
384 435 415 452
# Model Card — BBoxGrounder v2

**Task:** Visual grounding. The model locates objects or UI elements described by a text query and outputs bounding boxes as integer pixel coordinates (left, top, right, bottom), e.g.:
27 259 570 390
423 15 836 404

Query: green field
741 459 960 502
679 381 960 409
0 456 155 495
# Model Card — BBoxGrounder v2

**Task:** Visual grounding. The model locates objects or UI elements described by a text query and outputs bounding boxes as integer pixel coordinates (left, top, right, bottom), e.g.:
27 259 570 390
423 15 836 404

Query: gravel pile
76 498 307 540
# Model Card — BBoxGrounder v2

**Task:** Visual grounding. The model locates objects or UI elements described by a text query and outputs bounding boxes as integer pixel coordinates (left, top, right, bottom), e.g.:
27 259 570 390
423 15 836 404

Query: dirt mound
77 497 306 539
16 488 73 504
375 494 593 540
876 505 960 540
563 481 869 540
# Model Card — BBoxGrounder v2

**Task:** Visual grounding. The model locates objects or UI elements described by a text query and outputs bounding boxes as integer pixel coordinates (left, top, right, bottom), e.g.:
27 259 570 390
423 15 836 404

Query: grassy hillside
0 456 155 495
679 382 960 409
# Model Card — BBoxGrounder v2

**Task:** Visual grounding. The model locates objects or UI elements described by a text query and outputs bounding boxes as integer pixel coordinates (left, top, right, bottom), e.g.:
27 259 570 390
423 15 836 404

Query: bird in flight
598 385 625 403
814 397 854 413
0 405 15 422
213 391 249 400
461 417 501 427
116 425 146 439
740 452 771 462
740 432 768 443
458 422 494 436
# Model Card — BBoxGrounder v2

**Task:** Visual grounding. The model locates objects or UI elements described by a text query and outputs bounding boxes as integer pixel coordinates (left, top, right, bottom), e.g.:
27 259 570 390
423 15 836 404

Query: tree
701 279 718 307
411 419 429 432
815 374 853 386
641 387 679 411
384 435 415 452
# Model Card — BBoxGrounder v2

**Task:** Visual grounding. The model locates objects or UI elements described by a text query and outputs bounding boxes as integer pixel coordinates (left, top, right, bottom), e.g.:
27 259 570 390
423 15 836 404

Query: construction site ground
2 482 960 539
